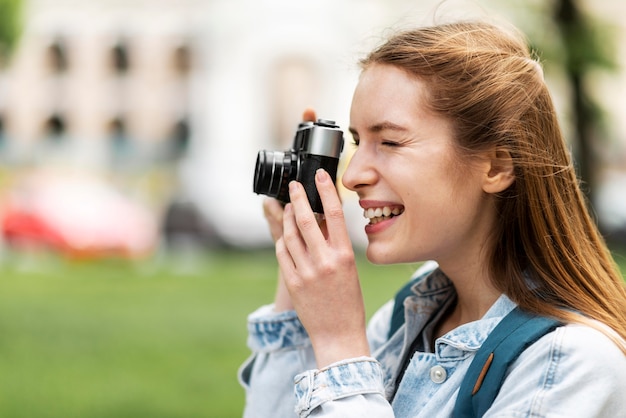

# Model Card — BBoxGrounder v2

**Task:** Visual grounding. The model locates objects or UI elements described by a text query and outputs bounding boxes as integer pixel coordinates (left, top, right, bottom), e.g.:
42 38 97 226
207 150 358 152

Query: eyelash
382 141 398 147
350 138 399 148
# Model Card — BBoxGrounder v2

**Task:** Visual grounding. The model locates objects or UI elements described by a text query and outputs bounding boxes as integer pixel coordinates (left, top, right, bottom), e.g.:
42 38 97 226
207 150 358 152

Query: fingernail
316 169 328 182
289 181 299 193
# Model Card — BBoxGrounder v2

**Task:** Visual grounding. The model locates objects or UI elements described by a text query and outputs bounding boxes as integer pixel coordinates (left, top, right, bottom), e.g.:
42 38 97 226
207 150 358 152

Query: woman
239 21 626 417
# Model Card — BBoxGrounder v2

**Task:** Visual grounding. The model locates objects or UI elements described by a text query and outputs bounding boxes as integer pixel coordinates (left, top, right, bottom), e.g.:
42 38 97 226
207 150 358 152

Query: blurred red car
1 171 158 259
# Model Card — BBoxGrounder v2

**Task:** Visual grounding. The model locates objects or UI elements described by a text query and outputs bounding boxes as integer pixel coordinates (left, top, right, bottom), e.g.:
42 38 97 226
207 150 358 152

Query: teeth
362 206 404 224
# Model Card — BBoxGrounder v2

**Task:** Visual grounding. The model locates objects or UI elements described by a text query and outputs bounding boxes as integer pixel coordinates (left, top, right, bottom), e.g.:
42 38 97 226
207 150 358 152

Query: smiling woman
239 20 626 418
345 64 504 268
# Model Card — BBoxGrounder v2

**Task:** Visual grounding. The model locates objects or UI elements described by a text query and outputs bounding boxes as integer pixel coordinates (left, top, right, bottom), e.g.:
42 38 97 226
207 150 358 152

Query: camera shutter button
316 118 336 127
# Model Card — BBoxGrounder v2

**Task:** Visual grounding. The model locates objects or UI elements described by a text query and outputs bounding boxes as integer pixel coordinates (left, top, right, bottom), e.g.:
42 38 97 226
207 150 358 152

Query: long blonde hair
362 21 626 351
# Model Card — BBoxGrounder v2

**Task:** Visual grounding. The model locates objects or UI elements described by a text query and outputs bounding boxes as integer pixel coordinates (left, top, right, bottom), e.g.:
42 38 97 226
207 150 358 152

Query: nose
341 147 377 192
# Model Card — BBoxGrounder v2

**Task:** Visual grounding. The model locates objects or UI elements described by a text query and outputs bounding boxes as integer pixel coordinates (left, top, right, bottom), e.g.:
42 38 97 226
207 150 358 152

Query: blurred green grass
0 248 623 418
0 249 417 418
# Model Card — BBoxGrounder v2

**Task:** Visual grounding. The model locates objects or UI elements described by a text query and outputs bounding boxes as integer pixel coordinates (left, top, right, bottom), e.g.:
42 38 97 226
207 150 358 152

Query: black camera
253 119 344 213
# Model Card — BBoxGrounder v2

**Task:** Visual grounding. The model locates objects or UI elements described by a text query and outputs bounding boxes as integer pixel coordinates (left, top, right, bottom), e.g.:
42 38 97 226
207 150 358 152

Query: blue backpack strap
453 307 562 418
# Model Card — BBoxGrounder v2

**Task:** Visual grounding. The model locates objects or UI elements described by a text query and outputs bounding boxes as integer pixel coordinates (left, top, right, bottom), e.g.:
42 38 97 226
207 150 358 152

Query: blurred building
0 0 624 249
0 0 195 168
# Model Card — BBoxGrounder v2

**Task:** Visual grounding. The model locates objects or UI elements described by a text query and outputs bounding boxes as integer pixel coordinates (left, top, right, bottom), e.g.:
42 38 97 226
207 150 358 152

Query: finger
287 181 326 250
263 198 284 225
315 169 351 248
275 236 297 282
302 108 317 122
263 197 283 216
263 198 284 242
281 202 313 272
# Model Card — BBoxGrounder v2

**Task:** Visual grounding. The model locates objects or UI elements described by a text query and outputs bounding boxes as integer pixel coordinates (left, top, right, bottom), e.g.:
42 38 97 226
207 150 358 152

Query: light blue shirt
239 264 626 417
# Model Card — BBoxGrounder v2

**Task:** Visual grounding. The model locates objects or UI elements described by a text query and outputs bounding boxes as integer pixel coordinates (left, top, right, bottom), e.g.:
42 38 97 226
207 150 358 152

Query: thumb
302 108 317 122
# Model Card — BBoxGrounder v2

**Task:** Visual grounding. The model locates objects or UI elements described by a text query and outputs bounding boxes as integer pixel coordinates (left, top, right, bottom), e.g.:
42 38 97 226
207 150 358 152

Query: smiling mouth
363 206 405 225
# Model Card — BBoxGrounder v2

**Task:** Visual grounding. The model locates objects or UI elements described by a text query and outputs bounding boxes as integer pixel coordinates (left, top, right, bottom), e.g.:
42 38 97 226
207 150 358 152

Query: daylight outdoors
0 1 625 417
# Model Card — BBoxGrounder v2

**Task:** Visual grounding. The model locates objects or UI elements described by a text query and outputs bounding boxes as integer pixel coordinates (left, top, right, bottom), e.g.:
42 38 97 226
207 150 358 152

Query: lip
359 199 403 210
359 200 404 235
364 213 400 234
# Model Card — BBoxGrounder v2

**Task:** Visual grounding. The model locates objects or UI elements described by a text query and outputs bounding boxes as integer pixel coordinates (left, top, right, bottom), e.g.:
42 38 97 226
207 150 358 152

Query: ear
482 147 515 194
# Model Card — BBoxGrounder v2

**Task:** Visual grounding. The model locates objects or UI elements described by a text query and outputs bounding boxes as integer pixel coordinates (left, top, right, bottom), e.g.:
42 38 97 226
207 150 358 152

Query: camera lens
253 150 296 202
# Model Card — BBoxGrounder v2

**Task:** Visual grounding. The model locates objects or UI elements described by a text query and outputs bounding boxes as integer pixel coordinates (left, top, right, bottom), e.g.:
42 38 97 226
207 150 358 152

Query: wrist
274 272 294 312
312 335 370 369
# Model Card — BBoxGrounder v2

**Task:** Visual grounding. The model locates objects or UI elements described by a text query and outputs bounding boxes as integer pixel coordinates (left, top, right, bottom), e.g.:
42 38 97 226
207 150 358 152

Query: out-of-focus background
0 0 624 417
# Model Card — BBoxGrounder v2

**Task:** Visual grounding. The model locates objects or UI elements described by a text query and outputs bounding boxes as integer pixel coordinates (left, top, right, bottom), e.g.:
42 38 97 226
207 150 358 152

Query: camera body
253 119 344 213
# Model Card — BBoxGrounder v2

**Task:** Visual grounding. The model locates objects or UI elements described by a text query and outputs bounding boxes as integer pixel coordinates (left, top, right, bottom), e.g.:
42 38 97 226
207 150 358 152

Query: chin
366 242 427 266
366 246 400 265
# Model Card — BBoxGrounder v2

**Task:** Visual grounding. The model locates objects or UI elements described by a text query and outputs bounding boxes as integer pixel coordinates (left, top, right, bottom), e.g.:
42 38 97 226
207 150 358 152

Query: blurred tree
550 0 618 209
0 0 22 64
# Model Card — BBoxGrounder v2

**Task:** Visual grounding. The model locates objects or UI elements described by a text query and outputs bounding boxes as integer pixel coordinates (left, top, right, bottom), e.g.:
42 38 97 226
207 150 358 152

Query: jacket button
430 365 447 384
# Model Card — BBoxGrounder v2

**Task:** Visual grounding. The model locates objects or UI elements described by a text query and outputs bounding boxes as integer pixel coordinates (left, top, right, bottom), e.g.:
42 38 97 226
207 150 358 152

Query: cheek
402 162 482 228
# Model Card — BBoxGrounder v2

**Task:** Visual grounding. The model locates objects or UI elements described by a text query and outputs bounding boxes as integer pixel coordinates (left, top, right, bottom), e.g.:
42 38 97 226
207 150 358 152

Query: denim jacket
239 264 626 417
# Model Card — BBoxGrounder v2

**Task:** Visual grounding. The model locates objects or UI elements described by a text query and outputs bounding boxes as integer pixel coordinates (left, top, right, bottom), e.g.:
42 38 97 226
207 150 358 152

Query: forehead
353 63 427 102
350 64 440 131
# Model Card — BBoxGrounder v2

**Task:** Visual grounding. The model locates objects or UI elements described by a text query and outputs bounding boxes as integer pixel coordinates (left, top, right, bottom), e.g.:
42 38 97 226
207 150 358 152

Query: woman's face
343 64 496 267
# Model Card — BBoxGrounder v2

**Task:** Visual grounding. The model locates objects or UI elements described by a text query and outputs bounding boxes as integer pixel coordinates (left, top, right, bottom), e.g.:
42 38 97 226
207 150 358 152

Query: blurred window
170 118 190 158
173 44 192 75
111 41 130 74
0 114 5 149
45 114 66 143
47 38 68 73
109 117 131 160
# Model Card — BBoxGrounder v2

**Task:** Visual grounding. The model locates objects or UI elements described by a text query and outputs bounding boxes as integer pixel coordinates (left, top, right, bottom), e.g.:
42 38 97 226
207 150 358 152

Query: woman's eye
382 140 399 147
351 138 360 147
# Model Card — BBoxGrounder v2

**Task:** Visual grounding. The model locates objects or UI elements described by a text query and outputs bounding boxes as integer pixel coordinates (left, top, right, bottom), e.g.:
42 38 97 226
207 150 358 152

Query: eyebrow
349 121 408 136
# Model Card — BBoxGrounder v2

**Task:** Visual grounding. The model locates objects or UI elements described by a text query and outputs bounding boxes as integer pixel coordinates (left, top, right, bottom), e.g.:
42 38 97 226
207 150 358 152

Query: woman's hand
265 109 318 312
276 168 370 368
262 198 292 311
